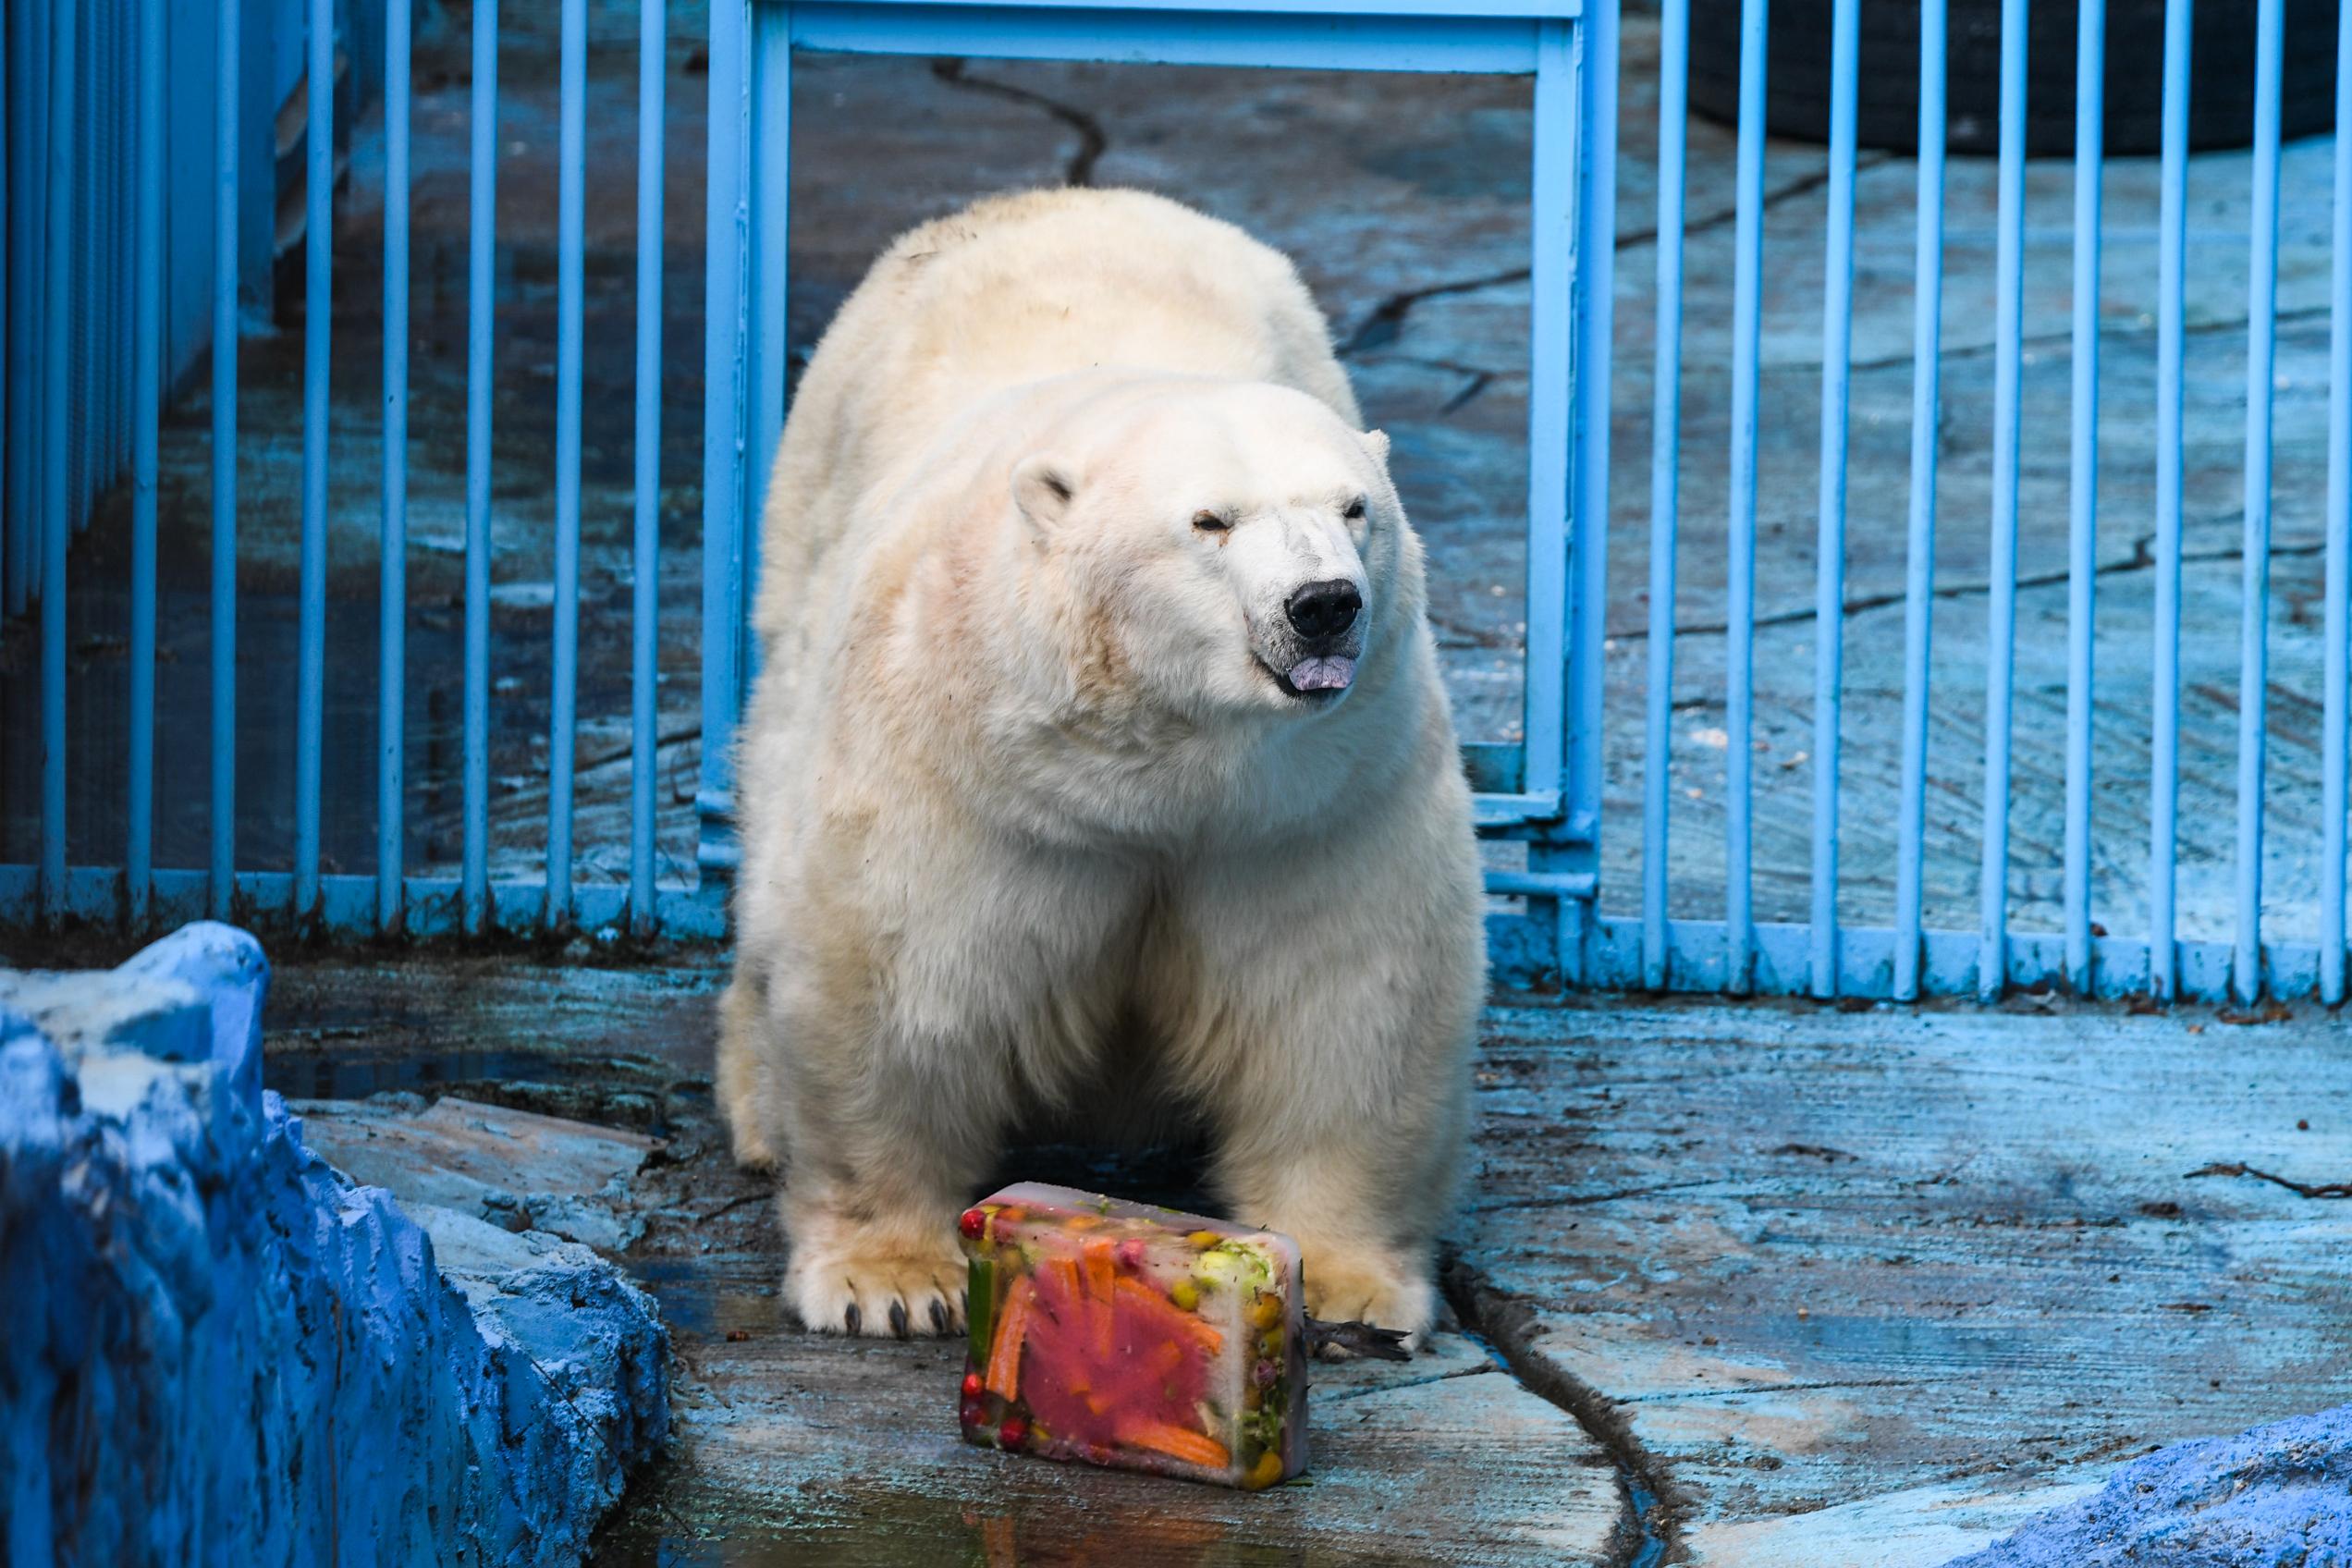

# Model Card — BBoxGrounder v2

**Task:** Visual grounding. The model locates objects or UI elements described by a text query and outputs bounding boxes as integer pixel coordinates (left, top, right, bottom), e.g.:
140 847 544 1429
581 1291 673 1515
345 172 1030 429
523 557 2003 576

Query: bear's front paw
786 1221 967 1339
1302 1247 1436 1354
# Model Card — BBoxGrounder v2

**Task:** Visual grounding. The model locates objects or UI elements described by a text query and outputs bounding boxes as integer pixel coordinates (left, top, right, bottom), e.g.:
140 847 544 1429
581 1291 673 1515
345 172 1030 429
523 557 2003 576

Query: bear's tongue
1288 655 1356 692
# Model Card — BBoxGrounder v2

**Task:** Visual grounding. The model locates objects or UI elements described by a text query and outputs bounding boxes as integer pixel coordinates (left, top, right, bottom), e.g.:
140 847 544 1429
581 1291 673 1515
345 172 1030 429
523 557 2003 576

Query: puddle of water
593 1482 1319 1568
268 1047 557 1102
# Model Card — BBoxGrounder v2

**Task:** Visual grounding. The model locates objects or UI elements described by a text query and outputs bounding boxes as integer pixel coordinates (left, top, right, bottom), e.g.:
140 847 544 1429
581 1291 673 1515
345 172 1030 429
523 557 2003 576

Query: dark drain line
1442 1257 1677 1568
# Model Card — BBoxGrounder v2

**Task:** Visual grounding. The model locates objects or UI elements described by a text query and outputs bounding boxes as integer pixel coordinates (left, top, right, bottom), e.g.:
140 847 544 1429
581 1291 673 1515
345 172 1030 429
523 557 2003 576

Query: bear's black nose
1285 580 1362 641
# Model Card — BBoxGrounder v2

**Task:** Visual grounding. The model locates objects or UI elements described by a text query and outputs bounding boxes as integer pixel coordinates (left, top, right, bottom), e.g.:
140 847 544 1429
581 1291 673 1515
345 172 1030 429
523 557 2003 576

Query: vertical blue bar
20 0 47 612
41 0 79 921
2323 0 2352 1007
1893 0 1946 1000
1564 0 1620 982
1723 0 1768 994
1522 19 1574 820
548 0 586 928
380 0 411 932
1978 0 2027 1001
2064 0 2105 992
462 0 498 933
211 0 239 920
1643 0 1690 990
78 0 94 534
2235 0 2284 1004
131 0 165 925
98 0 116 508
70 0 87 538
4 0 32 619
1808 0 1859 998
0 0 10 620
700 0 749 892
2150 0 2191 999
294 0 332 916
631 0 667 932
748 0 791 695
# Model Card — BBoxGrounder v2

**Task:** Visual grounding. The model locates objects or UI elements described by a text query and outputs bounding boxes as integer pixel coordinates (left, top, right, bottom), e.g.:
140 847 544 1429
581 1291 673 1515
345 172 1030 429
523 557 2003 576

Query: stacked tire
1687 0 2340 156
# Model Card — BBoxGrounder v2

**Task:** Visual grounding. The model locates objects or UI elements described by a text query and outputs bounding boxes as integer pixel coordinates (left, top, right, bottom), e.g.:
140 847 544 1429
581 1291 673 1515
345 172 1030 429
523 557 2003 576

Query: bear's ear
1360 428 1392 469
1011 455 1078 543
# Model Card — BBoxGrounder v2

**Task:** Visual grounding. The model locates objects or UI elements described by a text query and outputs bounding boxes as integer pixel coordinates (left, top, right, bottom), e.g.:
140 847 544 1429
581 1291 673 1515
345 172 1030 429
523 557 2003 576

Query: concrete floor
248 956 2352 1567
7 6 2343 958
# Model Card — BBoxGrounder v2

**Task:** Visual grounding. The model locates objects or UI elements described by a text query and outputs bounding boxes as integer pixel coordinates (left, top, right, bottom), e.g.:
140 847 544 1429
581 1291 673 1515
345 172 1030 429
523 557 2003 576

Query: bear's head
1008 378 1416 722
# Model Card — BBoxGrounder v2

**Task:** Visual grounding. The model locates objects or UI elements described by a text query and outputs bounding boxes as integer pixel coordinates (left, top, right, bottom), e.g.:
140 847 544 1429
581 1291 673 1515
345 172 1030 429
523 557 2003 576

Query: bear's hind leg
716 970 783 1170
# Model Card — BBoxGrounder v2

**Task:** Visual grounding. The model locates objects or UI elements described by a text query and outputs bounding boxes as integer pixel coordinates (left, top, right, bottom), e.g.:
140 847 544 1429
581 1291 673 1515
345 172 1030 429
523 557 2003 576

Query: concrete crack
1344 155 1893 361
1469 1176 1721 1215
1341 267 1532 356
1615 152 1896 258
1611 533 2328 644
1321 1364 1501 1403
1843 301 2335 379
929 59 1108 187
1615 1374 1968 1404
2186 1161 2351 1199
1442 368 1497 414
1443 1256 1679 1568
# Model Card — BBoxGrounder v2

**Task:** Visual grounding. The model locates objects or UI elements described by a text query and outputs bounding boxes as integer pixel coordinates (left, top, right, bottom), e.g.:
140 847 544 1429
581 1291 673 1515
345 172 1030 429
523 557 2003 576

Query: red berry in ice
998 1415 1029 1449
1116 1238 1147 1270
961 1399 986 1428
959 1207 987 1239
962 1372 985 1400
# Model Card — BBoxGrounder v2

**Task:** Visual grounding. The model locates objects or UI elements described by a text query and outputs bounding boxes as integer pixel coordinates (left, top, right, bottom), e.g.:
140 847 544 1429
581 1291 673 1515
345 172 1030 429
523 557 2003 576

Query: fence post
699 0 753 907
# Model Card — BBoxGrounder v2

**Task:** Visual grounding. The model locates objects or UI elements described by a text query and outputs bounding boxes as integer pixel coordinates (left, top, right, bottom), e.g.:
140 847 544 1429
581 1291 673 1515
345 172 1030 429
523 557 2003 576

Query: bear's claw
1300 1250 1436 1356
787 1231 968 1340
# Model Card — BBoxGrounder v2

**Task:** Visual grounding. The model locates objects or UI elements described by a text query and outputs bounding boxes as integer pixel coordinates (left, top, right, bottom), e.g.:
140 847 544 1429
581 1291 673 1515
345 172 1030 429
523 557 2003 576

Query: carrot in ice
986 1278 1036 1399
1081 1240 1118 1357
1113 1276 1224 1354
1119 1418 1231 1470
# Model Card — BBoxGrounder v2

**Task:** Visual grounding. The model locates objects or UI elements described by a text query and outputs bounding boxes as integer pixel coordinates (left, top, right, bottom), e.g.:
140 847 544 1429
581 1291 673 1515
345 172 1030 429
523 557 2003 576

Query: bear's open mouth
1262 654 1357 701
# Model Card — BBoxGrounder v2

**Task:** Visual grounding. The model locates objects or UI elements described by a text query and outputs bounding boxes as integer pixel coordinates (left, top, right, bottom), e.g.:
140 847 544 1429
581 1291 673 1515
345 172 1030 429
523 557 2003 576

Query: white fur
718 189 1485 1343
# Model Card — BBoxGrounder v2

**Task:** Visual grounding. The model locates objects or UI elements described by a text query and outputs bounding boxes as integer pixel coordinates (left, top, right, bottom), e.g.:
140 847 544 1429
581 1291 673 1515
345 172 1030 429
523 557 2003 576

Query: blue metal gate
1 0 2346 1007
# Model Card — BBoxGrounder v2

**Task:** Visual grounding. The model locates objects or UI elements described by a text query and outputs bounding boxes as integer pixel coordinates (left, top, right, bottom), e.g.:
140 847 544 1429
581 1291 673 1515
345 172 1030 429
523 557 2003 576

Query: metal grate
3 0 2347 1007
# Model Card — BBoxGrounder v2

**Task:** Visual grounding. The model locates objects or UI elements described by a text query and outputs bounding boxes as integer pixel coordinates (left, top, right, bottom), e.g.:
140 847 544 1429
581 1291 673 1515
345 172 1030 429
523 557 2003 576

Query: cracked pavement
234 955 2352 1568
10 4 2351 1561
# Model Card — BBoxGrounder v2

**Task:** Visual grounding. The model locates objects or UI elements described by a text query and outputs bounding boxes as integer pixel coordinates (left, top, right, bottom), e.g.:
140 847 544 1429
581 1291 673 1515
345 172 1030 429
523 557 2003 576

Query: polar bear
717 188 1485 1344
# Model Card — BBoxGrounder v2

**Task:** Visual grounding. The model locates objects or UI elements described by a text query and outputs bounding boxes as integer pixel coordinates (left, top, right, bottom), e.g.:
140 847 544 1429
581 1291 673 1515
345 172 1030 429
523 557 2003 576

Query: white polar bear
717 188 1485 1344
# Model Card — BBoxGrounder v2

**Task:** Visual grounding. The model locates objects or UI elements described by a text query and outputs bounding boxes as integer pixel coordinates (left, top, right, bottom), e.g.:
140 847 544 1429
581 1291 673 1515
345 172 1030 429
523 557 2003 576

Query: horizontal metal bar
1 861 2324 1003
0 867 727 945
773 0 1575 17
1483 867 1598 900
703 778 1576 839
790 5 1548 71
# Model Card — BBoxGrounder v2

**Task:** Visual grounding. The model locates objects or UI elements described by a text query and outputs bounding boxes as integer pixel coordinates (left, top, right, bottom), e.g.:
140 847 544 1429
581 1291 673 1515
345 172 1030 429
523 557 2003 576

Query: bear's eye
1192 510 1231 533
1343 497 1368 521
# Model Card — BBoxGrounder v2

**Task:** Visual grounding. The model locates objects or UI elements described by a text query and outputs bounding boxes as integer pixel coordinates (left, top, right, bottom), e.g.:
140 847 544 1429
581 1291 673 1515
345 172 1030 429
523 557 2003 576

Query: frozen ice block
955 1182 1308 1490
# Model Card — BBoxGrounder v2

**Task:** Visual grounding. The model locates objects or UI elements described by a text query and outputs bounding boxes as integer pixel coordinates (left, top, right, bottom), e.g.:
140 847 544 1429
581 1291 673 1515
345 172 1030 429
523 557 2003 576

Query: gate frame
698 0 1621 988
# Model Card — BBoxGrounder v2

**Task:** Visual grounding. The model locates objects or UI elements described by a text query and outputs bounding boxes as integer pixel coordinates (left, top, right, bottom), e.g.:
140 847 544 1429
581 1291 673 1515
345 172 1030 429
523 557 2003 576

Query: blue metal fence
2 0 2347 1006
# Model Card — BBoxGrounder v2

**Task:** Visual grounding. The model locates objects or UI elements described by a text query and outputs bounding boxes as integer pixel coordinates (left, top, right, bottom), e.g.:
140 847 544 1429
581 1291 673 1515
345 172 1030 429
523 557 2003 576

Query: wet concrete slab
255 957 1628 1565
233 954 2352 1566
1453 991 2352 1565
296 1092 659 1252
